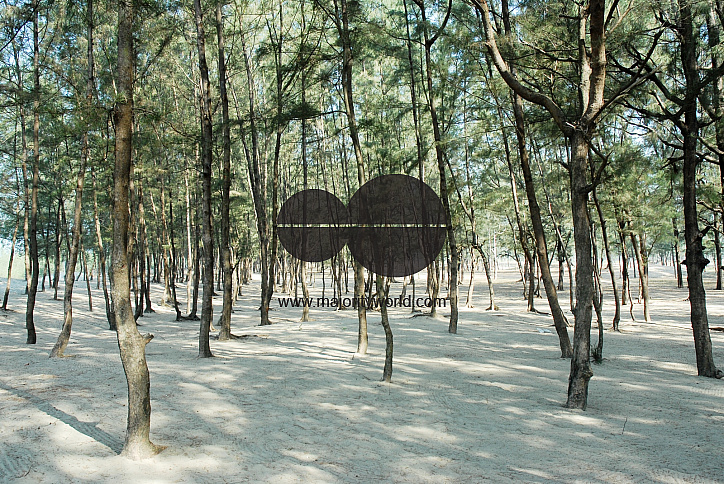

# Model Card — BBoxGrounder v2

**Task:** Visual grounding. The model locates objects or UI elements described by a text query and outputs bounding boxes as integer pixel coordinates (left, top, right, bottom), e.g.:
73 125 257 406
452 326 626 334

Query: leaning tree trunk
50 0 94 358
500 0 571 357
376 274 393 382
50 80 89 356
112 0 162 459
194 0 214 357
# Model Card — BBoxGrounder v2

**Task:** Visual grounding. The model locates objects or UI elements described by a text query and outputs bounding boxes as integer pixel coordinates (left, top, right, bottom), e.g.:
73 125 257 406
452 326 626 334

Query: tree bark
216 1 233 340
113 0 162 459
193 0 214 357
501 0 571 356
679 0 721 378
25 0 41 345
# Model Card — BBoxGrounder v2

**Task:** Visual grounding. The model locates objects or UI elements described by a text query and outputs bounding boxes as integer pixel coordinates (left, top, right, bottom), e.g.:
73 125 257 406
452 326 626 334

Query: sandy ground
1 263 723 483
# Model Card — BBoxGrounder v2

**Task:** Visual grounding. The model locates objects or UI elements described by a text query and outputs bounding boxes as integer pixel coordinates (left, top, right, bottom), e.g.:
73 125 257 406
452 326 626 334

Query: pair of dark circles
277 174 448 278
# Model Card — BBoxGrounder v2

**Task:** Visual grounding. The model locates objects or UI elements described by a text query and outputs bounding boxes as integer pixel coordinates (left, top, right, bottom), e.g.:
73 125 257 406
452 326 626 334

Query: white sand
1 264 723 483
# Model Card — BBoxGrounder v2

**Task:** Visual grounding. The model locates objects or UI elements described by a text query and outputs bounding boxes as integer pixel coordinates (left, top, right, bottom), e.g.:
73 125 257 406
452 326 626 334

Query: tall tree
193 0 214 357
51 0 95 357
112 0 162 459
216 1 234 340
25 0 41 345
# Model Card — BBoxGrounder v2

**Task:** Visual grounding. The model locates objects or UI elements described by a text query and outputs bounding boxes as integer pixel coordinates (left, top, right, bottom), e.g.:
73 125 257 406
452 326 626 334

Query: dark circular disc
277 189 349 262
347 174 447 277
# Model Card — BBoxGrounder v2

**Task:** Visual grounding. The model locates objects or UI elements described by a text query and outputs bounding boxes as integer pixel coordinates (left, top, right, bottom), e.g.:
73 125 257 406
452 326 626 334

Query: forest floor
1 263 723 483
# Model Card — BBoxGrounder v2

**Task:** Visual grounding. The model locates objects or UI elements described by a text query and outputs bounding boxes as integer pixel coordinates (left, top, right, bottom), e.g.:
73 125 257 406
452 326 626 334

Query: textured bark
194 0 214 357
679 0 721 378
238 30 271 327
474 0 605 409
113 0 162 459
50 113 88 357
25 0 41 345
216 2 233 340
566 130 595 409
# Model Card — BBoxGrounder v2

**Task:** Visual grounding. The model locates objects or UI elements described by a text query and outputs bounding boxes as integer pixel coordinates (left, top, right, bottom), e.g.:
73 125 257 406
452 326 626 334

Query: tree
193 0 214 357
112 0 162 459
51 0 95 358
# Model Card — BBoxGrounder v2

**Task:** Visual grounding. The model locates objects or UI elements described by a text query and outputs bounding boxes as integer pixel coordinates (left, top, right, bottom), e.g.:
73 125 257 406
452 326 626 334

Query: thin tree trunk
377 274 393 382
216 1 233 340
2 198 20 310
168 195 182 320
92 166 113 329
502 0 571 357
194 0 214 357
333 0 368 351
673 218 683 288
82 239 92 311
592 190 620 331
630 233 650 322
25 0 41 344
417 0 458 333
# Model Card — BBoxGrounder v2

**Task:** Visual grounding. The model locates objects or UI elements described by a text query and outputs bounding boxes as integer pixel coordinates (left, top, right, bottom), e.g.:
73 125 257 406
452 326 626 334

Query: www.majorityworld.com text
277 295 447 309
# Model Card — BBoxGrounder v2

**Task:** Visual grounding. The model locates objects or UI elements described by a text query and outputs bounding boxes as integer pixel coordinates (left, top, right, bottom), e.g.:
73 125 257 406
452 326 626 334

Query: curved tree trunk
113 0 162 458
502 0 571 357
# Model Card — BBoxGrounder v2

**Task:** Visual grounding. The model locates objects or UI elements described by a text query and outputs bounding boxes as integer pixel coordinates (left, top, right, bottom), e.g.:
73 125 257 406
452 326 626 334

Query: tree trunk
334 0 368 351
25 0 41 345
168 194 182 320
113 0 162 458
194 0 214 357
592 190 620 331
2 195 20 310
501 0 571 357
679 0 721 378
565 129 595 409
217 1 233 340
630 233 650 322
92 166 114 329
377 274 393 382
673 218 683 288
417 0 458 333
237 30 271 328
